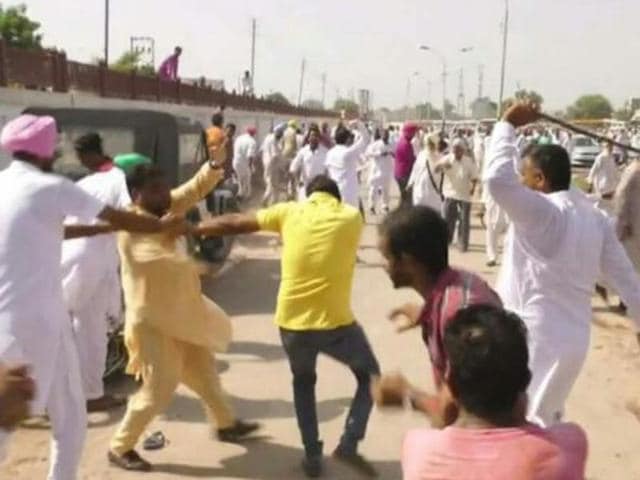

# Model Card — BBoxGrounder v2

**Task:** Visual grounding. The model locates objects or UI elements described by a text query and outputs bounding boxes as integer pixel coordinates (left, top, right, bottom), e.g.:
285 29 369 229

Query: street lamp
497 0 509 118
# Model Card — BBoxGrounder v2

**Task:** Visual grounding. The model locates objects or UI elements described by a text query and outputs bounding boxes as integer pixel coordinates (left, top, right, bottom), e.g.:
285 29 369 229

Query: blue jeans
280 324 380 457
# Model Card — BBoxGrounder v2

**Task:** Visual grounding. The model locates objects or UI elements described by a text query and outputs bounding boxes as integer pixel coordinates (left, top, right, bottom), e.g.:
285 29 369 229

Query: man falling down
484 101 640 426
108 157 259 472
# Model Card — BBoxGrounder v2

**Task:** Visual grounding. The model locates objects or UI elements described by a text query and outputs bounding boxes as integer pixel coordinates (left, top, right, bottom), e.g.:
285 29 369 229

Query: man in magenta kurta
394 123 418 206
158 46 182 81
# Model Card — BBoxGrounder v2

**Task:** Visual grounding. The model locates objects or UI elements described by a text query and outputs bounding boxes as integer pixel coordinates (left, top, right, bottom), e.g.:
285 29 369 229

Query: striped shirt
420 268 502 386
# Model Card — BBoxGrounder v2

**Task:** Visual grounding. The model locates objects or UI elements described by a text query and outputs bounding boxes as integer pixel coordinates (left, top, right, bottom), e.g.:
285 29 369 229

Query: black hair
380 206 449 277
522 143 571 191
74 132 103 155
444 305 531 419
306 174 341 201
211 113 224 127
126 164 165 194
226 123 237 133
373 128 381 141
334 126 351 145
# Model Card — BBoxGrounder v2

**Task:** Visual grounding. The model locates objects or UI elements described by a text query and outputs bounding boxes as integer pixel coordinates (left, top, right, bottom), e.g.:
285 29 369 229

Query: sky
13 0 640 111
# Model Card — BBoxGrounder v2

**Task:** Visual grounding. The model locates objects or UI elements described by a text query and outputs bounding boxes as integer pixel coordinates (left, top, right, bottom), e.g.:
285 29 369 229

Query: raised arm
193 213 261 237
346 122 371 158
170 162 224 215
483 107 556 229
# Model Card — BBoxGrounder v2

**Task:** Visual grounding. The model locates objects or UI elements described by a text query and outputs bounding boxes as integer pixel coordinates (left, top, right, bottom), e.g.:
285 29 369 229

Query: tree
265 92 290 105
567 94 613 119
470 97 497 119
333 98 359 117
301 99 324 110
0 3 42 49
111 50 155 76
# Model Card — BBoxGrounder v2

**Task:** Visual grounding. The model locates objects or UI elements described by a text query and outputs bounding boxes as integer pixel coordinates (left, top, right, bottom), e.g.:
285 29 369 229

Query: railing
0 40 338 118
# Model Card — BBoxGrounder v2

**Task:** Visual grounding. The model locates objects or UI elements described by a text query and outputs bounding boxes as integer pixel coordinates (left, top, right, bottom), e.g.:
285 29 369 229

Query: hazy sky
14 0 640 110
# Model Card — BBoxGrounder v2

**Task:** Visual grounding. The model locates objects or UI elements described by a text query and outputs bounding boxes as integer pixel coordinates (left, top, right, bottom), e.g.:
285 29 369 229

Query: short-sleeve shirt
256 192 363 331
0 160 104 411
441 154 479 202
420 268 501 386
402 424 588 480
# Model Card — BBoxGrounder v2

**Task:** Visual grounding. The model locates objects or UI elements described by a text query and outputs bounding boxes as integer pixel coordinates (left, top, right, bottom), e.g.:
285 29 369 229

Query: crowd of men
0 101 639 480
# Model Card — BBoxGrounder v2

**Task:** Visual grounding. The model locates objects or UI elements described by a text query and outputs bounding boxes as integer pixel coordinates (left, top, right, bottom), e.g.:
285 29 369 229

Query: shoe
108 450 152 472
302 454 323 478
87 394 127 413
217 420 260 443
333 446 378 478
486 260 497 267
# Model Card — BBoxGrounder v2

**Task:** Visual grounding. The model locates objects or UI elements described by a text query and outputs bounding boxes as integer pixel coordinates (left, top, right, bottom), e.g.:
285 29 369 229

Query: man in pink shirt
397 305 587 480
158 46 182 81
394 123 419 207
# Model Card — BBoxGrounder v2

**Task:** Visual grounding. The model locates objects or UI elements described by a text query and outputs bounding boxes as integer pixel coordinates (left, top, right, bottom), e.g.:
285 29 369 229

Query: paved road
2 203 640 479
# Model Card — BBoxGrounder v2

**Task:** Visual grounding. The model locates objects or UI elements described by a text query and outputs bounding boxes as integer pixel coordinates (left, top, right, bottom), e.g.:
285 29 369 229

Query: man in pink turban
0 114 188 479
395 123 419 207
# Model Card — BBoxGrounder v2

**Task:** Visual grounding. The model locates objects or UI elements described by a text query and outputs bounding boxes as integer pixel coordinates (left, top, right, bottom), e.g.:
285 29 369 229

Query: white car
569 135 600 167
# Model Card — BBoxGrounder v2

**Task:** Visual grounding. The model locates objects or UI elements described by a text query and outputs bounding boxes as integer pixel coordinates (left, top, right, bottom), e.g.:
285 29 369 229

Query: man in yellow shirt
108 159 259 472
193 175 380 478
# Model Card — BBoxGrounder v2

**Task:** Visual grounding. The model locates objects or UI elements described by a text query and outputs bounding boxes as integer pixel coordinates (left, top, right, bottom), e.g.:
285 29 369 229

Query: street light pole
419 45 448 130
104 0 110 66
497 0 509 118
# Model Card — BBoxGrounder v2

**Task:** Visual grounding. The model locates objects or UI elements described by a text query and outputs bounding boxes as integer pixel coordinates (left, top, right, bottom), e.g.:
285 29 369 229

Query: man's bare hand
388 303 422 333
0 364 35 429
503 101 540 128
160 213 190 236
371 373 409 407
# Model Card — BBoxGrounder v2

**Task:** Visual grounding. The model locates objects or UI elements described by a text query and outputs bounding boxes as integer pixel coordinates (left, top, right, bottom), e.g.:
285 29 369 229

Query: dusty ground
2 200 640 480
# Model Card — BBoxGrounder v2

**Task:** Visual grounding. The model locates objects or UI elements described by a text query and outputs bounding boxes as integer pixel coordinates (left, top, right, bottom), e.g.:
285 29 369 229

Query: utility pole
498 0 509 117
321 73 327 107
457 68 465 117
478 64 484 99
251 18 256 88
297 58 306 106
104 0 110 66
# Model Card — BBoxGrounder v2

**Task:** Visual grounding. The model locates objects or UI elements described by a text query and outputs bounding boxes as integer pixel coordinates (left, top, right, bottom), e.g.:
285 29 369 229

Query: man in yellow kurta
108 160 259 472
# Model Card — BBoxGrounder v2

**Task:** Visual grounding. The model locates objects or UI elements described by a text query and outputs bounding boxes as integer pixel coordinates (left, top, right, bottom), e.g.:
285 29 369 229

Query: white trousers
485 197 508 262
234 162 252 199
367 184 390 211
2 327 87 480
262 158 285 206
526 333 589 427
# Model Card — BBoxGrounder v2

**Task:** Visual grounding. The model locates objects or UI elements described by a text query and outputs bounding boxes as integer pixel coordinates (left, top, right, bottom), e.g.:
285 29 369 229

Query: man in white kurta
615 159 640 274
482 129 509 267
365 129 394 213
485 103 640 427
261 127 285 206
61 133 131 411
232 127 258 200
587 142 619 217
289 129 327 201
325 121 370 208
408 134 443 212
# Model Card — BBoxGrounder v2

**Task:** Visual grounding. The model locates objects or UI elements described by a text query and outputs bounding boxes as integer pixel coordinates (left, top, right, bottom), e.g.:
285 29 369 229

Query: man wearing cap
61 133 132 413
232 126 258 200
0 115 186 480
436 139 479 253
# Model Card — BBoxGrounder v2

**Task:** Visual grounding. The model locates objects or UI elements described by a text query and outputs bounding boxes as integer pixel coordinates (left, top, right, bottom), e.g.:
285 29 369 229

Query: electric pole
457 68 465 117
321 73 327 107
498 0 510 117
251 18 256 88
297 58 306 106
104 0 110 66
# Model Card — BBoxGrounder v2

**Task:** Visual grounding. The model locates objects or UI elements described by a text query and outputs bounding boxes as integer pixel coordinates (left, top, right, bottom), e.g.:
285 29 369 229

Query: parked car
569 135 600 167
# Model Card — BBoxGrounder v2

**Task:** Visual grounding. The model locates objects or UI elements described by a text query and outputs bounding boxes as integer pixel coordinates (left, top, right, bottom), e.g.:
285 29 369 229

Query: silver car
569 135 600 167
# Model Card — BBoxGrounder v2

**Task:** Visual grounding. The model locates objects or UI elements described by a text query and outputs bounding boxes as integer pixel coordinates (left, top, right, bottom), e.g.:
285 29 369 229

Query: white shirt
587 152 619 196
438 154 478 202
233 133 257 168
484 122 640 345
0 161 105 412
290 144 328 189
409 150 443 211
326 125 371 207
365 139 394 186
261 133 281 169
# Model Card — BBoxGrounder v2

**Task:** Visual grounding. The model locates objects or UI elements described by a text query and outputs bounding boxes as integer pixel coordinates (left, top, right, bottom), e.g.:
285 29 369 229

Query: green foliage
567 94 613 119
265 92 291 105
111 50 154 76
333 98 359 116
0 3 42 49
301 99 324 110
514 89 544 105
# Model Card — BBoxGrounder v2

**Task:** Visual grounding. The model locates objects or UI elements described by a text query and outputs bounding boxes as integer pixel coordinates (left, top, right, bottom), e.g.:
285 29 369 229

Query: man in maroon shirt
394 123 418 207
375 206 501 419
